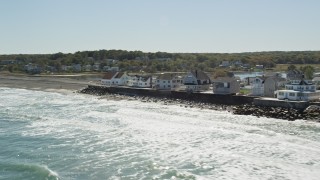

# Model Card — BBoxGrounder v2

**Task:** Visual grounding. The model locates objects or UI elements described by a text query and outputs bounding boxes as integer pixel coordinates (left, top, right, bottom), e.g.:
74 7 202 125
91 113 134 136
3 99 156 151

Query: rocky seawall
233 105 320 121
79 85 320 122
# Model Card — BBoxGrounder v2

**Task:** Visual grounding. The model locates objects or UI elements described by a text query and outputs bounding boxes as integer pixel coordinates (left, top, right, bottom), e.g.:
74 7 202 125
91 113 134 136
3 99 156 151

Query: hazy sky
1 0 319 54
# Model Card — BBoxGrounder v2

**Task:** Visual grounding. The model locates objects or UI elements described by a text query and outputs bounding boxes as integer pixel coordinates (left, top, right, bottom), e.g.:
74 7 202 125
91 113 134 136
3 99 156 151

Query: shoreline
0 74 90 94
1 74 319 122
80 85 320 122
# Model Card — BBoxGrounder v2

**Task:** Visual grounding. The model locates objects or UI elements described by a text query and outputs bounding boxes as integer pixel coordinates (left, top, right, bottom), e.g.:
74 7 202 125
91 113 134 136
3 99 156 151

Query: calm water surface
0 88 320 179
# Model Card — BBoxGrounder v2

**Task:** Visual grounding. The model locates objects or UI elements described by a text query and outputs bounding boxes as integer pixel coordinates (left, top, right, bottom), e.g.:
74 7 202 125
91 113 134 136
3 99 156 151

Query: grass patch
239 88 251 95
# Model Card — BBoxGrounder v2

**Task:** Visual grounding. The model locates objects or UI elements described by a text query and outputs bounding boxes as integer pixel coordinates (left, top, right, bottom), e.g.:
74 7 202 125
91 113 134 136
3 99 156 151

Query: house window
157 80 159 83
289 93 295 97
168 80 170 83
163 81 166 83
168 85 171 87
279 92 284 96
145 83 147 85
297 93 303 97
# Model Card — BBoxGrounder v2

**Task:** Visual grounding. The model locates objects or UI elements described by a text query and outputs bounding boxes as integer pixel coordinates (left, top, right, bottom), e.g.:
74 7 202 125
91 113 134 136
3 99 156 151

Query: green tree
300 65 315 79
8 65 14 72
287 64 297 71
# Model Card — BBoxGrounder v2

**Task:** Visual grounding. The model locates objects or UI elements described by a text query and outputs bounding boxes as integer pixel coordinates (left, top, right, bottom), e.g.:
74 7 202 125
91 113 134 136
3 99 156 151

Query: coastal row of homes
100 70 240 95
100 70 320 102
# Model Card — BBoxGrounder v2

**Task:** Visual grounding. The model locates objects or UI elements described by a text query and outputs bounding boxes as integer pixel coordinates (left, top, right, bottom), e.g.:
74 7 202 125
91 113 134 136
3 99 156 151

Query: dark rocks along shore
79 86 320 122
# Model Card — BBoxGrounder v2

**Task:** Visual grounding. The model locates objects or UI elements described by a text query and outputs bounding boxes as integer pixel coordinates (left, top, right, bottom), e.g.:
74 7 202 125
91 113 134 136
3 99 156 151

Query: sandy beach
0 73 95 93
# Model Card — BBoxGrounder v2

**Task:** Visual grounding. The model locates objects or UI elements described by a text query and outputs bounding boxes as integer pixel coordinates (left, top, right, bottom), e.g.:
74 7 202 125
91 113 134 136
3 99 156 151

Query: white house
101 71 118 86
127 75 139 87
137 76 152 88
111 72 126 86
183 70 211 92
251 76 265 96
155 73 184 90
126 75 152 88
101 72 132 86
276 79 320 101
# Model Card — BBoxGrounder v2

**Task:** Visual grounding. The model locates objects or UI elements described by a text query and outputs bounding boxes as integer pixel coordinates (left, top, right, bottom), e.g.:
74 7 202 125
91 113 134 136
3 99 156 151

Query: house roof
287 69 303 75
114 72 124 79
102 71 117 80
313 77 320 81
212 77 237 83
266 76 286 82
157 73 181 80
299 80 309 85
191 70 210 80
157 73 176 80
138 75 151 82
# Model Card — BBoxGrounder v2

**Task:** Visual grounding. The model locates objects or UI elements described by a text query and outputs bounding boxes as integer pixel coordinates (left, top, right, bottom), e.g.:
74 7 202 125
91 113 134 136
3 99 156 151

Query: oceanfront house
212 77 240 95
155 73 184 90
127 75 152 88
251 76 265 96
101 72 132 86
137 75 152 88
183 70 211 92
263 76 287 97
276 79 320 101
127 75 139 87
286 70 304 80
112 72 127 86
101 71 118 86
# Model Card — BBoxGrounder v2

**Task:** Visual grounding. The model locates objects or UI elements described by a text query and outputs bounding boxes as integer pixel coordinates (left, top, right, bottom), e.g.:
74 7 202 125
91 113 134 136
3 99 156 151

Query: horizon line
1 49 320 56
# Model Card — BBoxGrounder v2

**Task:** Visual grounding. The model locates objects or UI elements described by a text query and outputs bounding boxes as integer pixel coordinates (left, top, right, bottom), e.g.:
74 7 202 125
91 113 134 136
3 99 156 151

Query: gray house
287 70 304 80
212 77 240 95
264 76 287 97
183 70 211 92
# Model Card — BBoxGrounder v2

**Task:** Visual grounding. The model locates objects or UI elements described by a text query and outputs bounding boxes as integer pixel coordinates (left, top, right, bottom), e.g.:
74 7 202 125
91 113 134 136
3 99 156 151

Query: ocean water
1 88 320 180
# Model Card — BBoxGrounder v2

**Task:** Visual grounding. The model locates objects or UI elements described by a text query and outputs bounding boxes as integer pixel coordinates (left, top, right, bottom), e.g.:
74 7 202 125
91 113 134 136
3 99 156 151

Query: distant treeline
1 50 320 73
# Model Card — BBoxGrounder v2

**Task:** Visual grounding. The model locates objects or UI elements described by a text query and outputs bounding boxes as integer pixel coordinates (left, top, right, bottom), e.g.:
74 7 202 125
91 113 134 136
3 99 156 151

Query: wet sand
0 74 93 93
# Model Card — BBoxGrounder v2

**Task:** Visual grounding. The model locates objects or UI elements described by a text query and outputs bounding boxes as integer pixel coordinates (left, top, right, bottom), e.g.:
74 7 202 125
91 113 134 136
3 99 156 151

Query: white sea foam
1 87 320 179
